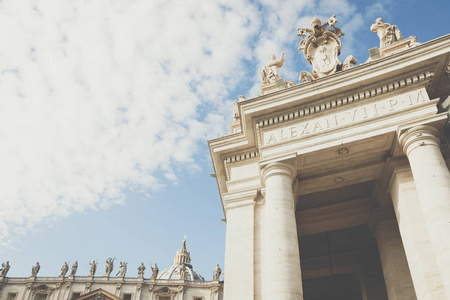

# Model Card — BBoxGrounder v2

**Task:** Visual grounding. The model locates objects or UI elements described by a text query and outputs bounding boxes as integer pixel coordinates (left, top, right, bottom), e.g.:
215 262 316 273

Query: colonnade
223 123 450 300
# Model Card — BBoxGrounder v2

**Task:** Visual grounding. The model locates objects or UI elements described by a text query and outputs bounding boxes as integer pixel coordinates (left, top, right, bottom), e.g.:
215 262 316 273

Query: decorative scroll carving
299 71 315 83
342 55 357 71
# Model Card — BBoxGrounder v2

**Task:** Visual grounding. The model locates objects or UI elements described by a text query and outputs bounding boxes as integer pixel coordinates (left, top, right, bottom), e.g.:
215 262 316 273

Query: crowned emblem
297 15 356 81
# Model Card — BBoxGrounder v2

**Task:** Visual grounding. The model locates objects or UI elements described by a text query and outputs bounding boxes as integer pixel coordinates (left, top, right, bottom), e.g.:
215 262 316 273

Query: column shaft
223 192 255 300
261 162 302 300
374 219 416 300
399 125 450 297
390 167 445 299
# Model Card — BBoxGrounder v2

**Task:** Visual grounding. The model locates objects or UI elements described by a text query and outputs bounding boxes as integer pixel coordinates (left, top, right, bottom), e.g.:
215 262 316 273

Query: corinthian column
399 125 450 298
261 162 302 300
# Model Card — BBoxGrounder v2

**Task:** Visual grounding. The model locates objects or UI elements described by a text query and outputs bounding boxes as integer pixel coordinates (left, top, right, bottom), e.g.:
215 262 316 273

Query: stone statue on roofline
89 260 97 276
370 17 403 48
31 262 40 277
138 263 145 278
118 261 127 277
70 261 78 276
296 15 357 82
261 52 285 84
233 95 245 121
104 257 115 277
213 264 222 281
150 263 159 280
60 262 69 277
1 261 10 277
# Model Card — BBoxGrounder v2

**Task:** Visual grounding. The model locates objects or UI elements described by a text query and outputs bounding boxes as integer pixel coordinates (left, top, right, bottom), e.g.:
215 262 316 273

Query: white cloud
0 0 261 247
0 0 368 249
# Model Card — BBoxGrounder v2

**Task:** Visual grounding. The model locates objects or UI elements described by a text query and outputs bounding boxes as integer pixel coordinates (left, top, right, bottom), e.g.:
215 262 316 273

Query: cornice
256 70 434 132
223 149 259 181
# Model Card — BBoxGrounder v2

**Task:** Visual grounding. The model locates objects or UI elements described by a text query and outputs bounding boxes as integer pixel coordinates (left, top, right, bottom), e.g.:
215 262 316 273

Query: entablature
209 34 450 209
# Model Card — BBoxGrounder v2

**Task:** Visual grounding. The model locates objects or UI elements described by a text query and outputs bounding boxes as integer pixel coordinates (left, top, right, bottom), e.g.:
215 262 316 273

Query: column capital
398 125 440 156
260 161 296 185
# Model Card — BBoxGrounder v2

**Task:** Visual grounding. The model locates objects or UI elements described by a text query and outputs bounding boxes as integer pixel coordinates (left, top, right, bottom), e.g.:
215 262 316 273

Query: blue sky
0 0 449 280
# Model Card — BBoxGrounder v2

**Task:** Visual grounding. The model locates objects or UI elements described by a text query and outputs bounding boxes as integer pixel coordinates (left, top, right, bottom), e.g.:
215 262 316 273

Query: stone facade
209 16 450 300
0 242 223 300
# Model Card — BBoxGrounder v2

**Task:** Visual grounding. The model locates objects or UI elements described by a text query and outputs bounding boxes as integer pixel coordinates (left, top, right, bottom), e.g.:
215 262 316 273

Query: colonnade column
374 218 416 299
399 125 450 297
261 162 302 300
222 190 257 300
389 165 445 299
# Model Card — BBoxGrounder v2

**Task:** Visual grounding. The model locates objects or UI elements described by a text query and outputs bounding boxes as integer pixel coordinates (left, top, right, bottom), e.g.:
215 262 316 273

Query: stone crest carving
30 284 55 295
297 15 356 82
152 286 178 297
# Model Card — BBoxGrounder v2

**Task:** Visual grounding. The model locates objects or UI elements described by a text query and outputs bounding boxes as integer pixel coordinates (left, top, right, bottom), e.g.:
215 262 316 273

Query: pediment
74 289 121 300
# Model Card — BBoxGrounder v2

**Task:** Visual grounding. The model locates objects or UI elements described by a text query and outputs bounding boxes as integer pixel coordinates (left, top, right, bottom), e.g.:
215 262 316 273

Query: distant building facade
0 241 223 300
209 15 450 300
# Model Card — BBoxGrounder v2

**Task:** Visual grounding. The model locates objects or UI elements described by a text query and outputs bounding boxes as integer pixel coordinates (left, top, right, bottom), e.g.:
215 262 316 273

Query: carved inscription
263 89 429 145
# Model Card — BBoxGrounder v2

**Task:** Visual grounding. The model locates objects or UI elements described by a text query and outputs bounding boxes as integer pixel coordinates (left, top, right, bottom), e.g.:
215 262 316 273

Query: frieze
262 87 430 146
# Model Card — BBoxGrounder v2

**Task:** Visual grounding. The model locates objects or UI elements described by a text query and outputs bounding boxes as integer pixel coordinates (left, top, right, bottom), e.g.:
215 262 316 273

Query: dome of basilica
157 239 205 281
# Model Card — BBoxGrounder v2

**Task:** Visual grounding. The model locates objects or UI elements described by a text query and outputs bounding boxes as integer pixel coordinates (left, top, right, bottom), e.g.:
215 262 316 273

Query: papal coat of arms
297 15 356 81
